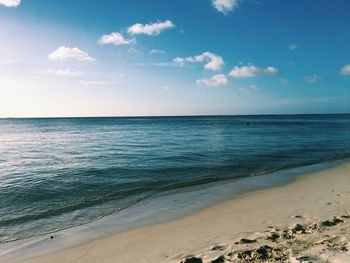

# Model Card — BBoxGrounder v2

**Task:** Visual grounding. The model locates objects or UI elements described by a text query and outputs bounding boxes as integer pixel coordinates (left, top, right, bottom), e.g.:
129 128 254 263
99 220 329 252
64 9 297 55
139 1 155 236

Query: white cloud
196 74 229 88
173 51 224 71
98 32 135 45
212 0 237 14
229 65 278 78
240 84 258 93
127 20 175 36
149 49 166 55
0 0 20 7
48 46 95 61
340 64 350 75
288 44 298 51
305 74 322 83
47 69 83 77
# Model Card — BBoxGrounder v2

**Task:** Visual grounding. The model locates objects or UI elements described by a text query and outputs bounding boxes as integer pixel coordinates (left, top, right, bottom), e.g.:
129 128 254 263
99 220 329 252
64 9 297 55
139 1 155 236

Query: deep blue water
1 115 350 243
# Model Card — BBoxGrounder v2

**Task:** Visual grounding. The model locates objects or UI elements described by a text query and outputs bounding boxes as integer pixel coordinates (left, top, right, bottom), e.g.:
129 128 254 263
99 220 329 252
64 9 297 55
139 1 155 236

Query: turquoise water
1 115 350 243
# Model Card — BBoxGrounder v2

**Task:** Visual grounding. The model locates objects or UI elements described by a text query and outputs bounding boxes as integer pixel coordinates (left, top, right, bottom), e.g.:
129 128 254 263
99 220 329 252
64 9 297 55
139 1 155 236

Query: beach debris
294 215 304 219
181 256 203 263
321 218 344 227
305 222 321 233
182 214 350 263
280 222 320 239
316 236 348 252
291 224 307 234
296 255 318 262
281 229 295 239
266 232 280 242
211 244 225 251
211 255 225 263
238 238 256 244
50 235 54 239
237 245 290 261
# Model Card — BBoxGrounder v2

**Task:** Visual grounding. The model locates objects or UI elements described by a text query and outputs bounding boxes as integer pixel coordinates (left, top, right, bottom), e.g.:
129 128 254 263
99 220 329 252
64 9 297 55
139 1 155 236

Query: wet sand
14 161 350 263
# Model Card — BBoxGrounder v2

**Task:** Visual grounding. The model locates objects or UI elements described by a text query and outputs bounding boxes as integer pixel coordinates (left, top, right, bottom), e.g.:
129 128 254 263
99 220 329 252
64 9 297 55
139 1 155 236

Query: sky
0 0 349 117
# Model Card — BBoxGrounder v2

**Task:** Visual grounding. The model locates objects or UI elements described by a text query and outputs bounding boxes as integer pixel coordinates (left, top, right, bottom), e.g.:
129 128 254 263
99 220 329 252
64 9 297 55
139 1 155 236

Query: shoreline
6 160 350 262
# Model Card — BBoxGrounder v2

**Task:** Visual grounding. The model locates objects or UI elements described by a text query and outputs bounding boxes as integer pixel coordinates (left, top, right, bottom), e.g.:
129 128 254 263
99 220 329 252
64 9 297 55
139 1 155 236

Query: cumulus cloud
288 44 298 51
149 49 166 55
98 32 135 45
196 74 229 88
340 64 350 75
0 0 20 7
212 0 237 14
127 20 175 36
48 46 95 61
47 69 83 77
305 74 322 83
229 65 278 78
173 51 224 71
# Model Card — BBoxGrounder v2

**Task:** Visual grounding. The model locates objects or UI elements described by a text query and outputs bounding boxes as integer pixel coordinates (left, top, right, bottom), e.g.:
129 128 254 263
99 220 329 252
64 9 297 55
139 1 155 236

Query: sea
1 114 350 257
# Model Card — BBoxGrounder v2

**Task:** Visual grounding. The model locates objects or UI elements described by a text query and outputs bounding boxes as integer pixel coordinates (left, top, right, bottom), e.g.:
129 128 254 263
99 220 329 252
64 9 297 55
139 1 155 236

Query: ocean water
1 115 350 244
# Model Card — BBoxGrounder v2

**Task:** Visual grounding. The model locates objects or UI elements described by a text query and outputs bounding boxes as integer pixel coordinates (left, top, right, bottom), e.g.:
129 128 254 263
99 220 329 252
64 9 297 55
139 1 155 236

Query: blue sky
0 0 349 117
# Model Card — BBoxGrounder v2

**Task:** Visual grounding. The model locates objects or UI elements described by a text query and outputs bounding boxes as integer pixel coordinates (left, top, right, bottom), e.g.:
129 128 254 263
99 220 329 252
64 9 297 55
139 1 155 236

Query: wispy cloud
127 48 140 54
173 51 224 71
287 44 298 51
127 20 175 36
212 0 238 14
47 69 83 77
240 84 258 93
229 65 278 78
196 74 229 88
149 49 166 55
305 74 322 83
48 46 95 61
340 64 350 75
0 0 20 7
98 32 135 45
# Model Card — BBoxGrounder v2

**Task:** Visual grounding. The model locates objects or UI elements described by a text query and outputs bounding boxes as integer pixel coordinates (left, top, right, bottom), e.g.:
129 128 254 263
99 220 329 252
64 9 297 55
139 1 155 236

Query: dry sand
13 161 350 263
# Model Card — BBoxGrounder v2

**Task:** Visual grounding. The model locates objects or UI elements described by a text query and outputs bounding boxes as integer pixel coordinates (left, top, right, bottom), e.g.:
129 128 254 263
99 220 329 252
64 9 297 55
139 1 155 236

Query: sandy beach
9 160 350 263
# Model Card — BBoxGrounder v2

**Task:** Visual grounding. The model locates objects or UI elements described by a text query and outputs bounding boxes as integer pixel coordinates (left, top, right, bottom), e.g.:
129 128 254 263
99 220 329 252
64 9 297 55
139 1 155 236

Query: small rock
321 218 344 227
267 232 280 242
297 255 318 262
305 222 321 233
255 245 273 259
282 229 294 239
238 245 273 260
211 245 225 251
291 223 306 234
239 238 256 244
211 255 225 263
181 257 202 263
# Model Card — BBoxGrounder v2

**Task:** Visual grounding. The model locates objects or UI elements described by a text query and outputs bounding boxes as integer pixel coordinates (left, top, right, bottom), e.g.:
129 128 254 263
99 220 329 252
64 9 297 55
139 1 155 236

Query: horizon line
1 112 350 119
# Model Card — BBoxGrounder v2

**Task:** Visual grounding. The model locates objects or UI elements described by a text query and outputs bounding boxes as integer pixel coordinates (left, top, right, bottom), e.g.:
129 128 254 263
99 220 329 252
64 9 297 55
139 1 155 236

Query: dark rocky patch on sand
180 215 350 262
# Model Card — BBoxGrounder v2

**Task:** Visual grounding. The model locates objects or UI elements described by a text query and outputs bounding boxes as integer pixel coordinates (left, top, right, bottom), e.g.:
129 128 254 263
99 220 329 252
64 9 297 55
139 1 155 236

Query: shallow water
1 115 350 243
